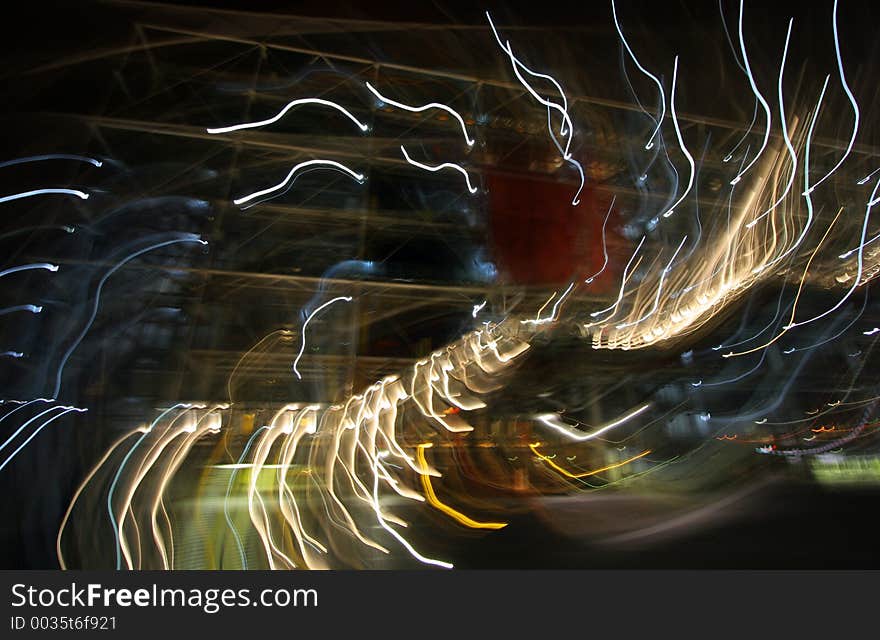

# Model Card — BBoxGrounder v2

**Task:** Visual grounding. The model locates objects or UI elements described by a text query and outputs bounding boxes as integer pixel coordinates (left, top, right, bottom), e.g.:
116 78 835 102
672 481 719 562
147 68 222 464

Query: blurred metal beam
136 23 880 158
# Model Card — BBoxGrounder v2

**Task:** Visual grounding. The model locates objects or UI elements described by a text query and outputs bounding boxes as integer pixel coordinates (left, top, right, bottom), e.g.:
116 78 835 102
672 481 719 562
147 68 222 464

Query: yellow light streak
416 444 507 530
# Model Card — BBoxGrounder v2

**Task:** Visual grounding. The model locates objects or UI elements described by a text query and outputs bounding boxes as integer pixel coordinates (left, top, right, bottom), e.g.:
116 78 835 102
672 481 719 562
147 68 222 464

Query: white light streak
746 18 797 228
0 399 53 426
0 405 87 472
233 159 365 206
566 157 586 206
52 236 207 399
521 282 574 326
616 235 687 329
371 452 453 569
789 178 878 329
0 154 102 169
857 168 880 185
365 81 473 146
56 427 143 570
722 100 757 163
840 219 880 259
0 263 59 278
805 0 859 195
0 304 42 316
662 56 695 219
0 189 88 204
486 11 584 205
207 98 369 134
757 74 829 274
730 0 773 186
585 197 615 283
611 0 666 150
486 13 572 154
488 23 570 135
589 236 646 319
536 403 651 441
400 146 478 194
292 296 353 380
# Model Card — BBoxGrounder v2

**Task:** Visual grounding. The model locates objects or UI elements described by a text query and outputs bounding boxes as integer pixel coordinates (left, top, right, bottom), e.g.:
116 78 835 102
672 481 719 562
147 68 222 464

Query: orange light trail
528 443 651 479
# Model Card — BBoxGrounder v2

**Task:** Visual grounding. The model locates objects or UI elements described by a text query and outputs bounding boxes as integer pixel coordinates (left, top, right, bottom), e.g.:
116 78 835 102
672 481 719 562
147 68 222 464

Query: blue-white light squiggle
588 236 646 321
0 263 59 279
729 0 773 187
662 56 695 219
52 236 207 400
805 0 859 195
616 235 687 329
0 154 102 169
585 197 615 284
486 11 585 205
611 0 666 150
0 189 88 204
0 405 87 473
0 304 42 316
